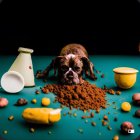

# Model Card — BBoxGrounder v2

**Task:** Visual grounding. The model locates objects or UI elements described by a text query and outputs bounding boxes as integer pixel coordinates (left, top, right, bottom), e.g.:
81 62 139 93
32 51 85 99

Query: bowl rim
113 67 139 74
0 71 24 93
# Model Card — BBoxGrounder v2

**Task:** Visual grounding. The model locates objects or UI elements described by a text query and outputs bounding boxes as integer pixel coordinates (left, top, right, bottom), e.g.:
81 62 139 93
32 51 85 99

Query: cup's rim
113 67 139 74
1 71 24 93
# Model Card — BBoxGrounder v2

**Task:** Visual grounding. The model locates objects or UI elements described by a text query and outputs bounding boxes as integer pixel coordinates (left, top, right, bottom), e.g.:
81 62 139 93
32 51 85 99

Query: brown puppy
36 43 97 84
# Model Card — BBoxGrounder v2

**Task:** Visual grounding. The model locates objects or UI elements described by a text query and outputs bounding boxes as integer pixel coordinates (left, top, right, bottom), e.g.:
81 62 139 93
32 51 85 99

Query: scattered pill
41 97 50 106
31 99 37 104
121 102 131 112
3 130 8 134
8 115 14 121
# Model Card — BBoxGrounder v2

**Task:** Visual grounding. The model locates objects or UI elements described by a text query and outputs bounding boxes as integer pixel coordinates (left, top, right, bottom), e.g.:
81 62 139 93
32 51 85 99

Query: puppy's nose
67 71 73 78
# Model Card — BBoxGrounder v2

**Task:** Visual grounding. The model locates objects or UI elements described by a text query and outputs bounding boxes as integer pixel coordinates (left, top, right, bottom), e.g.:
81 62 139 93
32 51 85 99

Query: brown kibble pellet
90 112 94 118
41 80 106 112
116 91 121 95
35 90 40 94
103 115 108 120
102 120 108 126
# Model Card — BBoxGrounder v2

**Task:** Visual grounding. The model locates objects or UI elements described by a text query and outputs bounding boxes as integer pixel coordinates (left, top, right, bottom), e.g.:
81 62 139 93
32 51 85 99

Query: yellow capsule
31 99 37 104
41 97 50 106
121 102 131 112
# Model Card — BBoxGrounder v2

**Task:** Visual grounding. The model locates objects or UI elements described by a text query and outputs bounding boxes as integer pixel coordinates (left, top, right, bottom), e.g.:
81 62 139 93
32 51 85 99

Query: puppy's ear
53 56 66 75
80 56 90 69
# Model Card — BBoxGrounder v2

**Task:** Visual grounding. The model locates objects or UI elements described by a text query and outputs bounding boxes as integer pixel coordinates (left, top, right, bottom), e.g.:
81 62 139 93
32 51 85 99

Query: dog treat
42 81 106 111
132 93 140 105
41 97 50 106
22 108 61 124
15 98 28 106
0 97 8 107
135 109 140 118
121 102 131 112
121 122 134 134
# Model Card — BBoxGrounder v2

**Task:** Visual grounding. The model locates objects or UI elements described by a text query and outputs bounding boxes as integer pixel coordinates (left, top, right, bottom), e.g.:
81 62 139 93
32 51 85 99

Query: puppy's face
57 55 84 85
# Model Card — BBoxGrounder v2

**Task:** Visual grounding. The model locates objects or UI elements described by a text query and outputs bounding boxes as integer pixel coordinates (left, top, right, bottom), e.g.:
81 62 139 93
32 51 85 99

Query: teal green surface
0 55 140 140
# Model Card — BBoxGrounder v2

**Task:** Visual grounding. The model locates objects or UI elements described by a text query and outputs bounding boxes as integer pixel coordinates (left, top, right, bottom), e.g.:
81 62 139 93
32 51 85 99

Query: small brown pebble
113 135 119 140
116 91 121 95
108 112 110 114
108 89 115 95
135 109 140 118
91 121 96 126
103 115 108 120
15 98 28 106
35 90 40 94
102 121 108 126
132 93 140 105
90 112 94 118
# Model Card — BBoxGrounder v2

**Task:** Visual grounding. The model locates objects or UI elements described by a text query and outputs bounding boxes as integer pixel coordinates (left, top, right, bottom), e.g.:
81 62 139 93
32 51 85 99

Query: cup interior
1 71 24 93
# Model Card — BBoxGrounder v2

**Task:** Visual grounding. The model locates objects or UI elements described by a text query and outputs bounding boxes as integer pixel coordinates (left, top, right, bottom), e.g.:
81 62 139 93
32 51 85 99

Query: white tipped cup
1 71 24 93
9 47 35 87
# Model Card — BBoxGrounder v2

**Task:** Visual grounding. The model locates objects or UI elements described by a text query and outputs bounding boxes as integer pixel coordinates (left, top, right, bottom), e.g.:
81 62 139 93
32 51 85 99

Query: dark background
0 0 140 55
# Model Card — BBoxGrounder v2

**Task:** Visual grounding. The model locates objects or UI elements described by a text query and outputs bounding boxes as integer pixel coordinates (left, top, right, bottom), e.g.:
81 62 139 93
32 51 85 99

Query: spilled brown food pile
42 81 106 111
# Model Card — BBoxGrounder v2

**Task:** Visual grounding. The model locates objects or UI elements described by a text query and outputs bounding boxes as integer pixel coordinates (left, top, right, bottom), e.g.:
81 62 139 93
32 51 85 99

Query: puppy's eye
61 65 69 72
73 66 80 72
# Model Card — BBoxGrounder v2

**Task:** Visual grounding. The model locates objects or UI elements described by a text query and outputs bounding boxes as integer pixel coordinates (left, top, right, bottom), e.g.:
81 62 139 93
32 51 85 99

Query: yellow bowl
113 67 139 89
